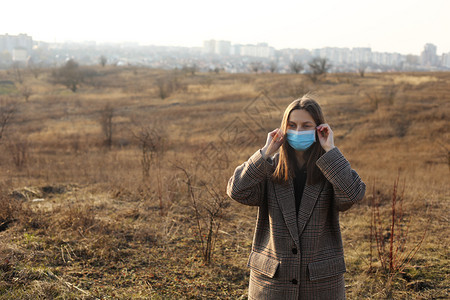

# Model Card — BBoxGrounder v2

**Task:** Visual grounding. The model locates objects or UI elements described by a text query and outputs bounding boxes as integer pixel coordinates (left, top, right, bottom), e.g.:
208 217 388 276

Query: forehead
288 109 315 123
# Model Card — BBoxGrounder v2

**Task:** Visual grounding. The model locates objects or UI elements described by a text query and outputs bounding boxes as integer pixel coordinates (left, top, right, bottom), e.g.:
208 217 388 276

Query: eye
288 123 295 128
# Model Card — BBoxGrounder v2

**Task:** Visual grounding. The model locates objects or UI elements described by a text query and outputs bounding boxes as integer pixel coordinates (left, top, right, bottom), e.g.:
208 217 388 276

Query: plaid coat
227 147 366 300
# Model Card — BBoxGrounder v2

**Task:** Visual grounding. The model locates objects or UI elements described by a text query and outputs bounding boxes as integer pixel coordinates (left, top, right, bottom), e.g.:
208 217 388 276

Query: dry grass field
0 66 448 299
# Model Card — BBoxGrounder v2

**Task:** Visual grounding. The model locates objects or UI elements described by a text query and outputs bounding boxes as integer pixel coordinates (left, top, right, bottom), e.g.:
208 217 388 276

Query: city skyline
2 0 450 55
3 33 448 72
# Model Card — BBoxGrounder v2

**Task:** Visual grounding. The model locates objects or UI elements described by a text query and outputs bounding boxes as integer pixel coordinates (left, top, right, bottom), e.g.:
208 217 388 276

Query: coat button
292 279 298 284
292 248 298 254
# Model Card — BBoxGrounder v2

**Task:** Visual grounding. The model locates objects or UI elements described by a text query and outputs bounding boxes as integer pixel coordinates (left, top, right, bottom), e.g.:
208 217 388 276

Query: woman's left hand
316 124 335 152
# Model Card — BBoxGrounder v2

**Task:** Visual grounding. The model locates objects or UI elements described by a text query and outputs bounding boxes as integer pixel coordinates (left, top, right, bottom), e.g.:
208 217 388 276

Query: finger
274 130 284 140
317 124 331 135
269 128 280 137
323 124 332 132
276 131 286 143
268 130 280 146
273 129 280 138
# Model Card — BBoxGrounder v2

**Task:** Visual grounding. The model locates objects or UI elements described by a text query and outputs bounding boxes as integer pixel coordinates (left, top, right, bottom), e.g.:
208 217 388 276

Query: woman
227 95 366 300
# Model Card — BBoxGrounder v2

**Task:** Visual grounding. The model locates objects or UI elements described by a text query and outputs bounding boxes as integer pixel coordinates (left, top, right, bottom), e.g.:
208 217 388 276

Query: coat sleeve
226 149 276 206
316 147 366 211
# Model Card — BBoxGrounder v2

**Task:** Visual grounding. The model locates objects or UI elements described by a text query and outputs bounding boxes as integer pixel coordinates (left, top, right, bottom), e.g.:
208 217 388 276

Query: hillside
0 67 449 299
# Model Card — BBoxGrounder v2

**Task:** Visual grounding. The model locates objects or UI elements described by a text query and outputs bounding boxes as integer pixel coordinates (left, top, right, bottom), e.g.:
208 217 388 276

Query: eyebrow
288 120 314 124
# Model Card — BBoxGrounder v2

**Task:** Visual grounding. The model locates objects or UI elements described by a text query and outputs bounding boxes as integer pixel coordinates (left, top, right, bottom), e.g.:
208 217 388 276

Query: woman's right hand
261 128 285 159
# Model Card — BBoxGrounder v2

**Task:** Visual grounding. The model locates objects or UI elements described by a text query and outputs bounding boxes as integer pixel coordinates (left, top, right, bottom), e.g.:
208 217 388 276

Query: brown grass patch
0 69 448 298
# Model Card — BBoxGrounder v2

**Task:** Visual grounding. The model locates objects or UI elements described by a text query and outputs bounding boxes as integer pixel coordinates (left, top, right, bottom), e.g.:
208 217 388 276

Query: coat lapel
297 182 325 237
274 178 300 248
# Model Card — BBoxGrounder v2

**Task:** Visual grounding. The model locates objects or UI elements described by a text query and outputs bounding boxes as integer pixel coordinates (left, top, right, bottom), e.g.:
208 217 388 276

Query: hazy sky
3 0 449 55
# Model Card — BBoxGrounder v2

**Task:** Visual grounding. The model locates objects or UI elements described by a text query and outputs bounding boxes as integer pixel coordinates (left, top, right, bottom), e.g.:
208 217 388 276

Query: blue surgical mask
286 129 316 151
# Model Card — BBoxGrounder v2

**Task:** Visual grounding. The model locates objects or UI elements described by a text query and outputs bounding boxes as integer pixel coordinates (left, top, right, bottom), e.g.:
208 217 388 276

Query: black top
293 165 307 215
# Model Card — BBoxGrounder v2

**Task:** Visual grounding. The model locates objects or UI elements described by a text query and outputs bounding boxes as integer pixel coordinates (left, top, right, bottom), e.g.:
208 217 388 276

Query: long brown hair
272 95 326 185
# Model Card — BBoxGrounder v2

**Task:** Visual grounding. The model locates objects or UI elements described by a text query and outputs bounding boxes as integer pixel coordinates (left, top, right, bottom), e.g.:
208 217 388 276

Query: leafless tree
50 59 84 92
289 61 304 74
358 64 368 77
307 57 331 83
269 60 278 73
99 55 107 67
249 61 263 73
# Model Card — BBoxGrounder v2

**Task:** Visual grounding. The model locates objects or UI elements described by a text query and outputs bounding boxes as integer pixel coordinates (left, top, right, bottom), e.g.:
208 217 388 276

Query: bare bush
365 85 398 110
133 126 166 214
56 204 98 233
100 104 114 149
369 178 428 289
176 165 230 265
155 74 186 99
133 127 164 180
20 85 33 102
0 98 16 141
7 137 29 169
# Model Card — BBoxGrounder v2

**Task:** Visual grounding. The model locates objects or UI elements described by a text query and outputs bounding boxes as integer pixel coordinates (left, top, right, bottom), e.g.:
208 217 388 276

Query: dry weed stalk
436 142 449 171
7 137 29 169
11 62 23 84
45 270 99 299
133 126 165 214
0 192 22 232
100 104 114 149
369 177 429 285
0 98 16 141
